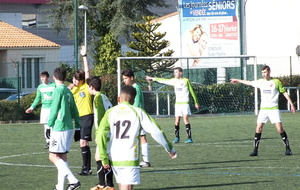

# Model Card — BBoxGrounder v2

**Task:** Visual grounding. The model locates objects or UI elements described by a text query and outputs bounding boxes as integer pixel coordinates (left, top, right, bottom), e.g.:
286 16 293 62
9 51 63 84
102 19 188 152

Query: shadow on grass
137 181 273 189
183 158 278 166
141 159 278 174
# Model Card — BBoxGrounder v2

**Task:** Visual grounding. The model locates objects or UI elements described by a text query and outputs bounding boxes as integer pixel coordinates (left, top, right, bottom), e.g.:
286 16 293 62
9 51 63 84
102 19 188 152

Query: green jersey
133 83 144 109
47 84 80 131
30 82 56 109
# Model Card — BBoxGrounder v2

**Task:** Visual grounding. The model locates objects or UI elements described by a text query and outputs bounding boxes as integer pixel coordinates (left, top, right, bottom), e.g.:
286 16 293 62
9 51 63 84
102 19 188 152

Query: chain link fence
0 55 300 120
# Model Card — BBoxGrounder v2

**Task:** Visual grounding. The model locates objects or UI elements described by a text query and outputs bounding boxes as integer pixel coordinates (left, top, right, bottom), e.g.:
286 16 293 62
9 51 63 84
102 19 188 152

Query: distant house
0 21 60 92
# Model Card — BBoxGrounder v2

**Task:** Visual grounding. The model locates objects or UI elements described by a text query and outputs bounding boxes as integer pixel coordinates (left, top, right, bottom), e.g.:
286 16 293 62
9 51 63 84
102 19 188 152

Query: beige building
0 21 60 92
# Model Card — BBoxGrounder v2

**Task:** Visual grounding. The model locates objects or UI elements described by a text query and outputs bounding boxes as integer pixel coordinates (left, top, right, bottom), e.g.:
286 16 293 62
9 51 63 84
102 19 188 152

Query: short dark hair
73 70 85 81
40 71 49 78
121 85 136 103
87 76 102 91
53 67 66 81
174 67 183 72
261 65 270 72
121 69 135 78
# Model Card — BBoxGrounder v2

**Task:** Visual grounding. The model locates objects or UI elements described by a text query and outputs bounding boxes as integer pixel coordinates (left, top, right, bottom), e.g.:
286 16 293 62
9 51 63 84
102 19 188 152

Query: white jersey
251 78 286 110
154 77 199 105
97 101 174 167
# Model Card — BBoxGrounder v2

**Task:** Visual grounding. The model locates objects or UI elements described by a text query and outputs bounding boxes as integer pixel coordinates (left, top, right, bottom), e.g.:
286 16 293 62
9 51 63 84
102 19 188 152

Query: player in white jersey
97 85 177 190
25 71 55 149
87 76 114 190
231 65 296 156
146 67 200 144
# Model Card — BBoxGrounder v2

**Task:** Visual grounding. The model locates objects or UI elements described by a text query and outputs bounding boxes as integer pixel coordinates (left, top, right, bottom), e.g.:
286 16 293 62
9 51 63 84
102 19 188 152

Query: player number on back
114 120 131 139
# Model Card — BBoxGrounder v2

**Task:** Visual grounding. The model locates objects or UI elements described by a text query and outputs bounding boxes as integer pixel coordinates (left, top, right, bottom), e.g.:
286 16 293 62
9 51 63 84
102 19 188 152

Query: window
21 57 42 89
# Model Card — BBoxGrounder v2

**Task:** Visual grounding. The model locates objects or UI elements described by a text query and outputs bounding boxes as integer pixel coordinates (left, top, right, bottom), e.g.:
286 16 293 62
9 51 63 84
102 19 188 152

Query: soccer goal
117 55 259 116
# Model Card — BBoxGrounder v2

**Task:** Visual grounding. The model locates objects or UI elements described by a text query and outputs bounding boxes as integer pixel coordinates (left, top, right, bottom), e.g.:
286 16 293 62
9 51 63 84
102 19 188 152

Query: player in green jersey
146 67 200 144
47 67 81 190
26 71 56 149
121 69 151 168
231 65 296 156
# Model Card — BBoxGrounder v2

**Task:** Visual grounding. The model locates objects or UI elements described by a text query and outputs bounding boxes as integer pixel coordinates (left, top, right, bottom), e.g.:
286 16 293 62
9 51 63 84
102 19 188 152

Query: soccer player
121 69 150 168
146 67 200 143
97 85 177 190
87 76 114 190
25 71 56 149
47 67 81 190
69 45 94 175
230 65 296 156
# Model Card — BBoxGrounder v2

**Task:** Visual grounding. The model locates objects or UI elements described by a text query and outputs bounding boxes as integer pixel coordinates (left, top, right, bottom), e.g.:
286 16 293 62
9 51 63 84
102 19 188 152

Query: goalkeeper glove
74 130 81 142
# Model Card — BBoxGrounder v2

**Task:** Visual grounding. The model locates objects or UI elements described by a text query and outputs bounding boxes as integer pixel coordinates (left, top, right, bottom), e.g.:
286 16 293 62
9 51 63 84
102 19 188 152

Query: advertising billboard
179 0 241 68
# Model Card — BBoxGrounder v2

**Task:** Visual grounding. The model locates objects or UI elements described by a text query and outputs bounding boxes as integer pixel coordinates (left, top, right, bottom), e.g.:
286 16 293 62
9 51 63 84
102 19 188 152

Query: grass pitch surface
0 113 299 190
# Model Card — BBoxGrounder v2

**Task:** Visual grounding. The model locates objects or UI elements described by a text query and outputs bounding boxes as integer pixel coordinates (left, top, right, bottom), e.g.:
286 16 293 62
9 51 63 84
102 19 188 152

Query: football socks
185 123 191 138
174 125 180 137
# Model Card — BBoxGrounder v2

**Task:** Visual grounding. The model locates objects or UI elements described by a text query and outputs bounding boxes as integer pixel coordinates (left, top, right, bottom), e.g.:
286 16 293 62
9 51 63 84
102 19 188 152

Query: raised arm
80 45 90 79
230 79 252 86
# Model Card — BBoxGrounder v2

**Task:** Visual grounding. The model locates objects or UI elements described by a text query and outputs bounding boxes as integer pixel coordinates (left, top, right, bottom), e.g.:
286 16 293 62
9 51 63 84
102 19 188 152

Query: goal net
117 56 259 116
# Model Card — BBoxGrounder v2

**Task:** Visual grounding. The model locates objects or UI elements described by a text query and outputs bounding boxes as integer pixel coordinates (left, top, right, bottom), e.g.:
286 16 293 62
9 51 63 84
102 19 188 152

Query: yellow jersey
71 82 93 117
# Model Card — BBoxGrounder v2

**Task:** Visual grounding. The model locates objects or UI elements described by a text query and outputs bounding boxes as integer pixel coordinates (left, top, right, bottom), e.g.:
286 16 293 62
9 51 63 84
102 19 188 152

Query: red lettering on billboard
210 21 238 40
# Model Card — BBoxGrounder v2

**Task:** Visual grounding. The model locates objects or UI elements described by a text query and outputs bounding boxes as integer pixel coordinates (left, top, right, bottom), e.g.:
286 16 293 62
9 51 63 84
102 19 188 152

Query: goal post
117 55 258 116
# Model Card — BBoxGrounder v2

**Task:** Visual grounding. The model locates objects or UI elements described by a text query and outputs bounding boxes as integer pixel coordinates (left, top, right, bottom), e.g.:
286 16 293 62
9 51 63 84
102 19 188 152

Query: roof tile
0 21 60 48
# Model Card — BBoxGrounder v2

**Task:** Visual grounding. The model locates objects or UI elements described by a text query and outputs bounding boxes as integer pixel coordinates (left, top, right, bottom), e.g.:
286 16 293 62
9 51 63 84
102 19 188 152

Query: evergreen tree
49 0 170 75
125 16 177 90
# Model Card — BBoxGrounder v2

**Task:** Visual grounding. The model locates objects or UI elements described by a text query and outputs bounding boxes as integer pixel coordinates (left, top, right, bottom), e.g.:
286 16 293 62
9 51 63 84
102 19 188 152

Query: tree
125 16 177 90
49 0 170 40
92 33 121 76
49 0 170 75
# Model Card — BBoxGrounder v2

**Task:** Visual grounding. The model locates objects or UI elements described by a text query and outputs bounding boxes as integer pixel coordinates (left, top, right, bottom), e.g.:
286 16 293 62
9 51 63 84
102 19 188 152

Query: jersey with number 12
97 101 173 167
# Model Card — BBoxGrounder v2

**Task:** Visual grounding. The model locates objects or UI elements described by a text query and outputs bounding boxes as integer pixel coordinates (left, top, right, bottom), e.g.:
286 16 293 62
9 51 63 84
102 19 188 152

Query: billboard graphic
179 0 240 68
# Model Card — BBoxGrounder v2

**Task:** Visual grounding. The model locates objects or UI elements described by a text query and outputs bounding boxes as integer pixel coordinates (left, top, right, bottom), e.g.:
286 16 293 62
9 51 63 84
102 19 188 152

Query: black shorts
80 114 94 141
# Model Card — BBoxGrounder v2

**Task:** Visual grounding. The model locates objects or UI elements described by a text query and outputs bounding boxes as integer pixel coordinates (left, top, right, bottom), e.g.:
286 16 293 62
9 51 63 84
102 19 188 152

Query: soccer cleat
44 142 49 149
249 150 258 156
140 161 151 167
66 181 81 190
185 138 193 143
285 148 292 156
104 187 115 190
78 168 92 176
173 137 180 143
90 185 105 190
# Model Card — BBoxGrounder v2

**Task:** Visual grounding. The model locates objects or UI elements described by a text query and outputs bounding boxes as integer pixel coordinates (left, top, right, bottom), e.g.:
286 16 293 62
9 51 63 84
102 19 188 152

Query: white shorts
112 167 140 185
257 109 282 124
49 130 73 153
175 104 191 117
40 108 50 124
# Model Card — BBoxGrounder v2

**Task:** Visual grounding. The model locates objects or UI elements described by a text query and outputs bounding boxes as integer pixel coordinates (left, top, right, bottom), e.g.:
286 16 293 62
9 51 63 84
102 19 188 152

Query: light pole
78 5 88 51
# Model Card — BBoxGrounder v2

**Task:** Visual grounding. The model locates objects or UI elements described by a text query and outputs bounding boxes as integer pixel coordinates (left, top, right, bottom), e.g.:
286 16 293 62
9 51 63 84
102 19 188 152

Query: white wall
246 0 300 56
245 0 300 76
152 14 181 57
